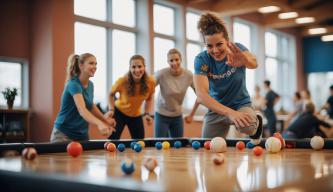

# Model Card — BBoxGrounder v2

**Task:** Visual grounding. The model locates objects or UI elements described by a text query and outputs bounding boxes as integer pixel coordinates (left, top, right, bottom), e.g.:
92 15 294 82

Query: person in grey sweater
154 48 199 138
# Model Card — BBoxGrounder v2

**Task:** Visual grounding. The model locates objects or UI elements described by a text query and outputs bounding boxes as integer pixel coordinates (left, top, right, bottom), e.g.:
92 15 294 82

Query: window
264 31 296 111
308 72 333 109
112 0 135 27
186 12 200 41
74 0 136 105
154 37 175 72
112 30 136 83
74 0 106 21
0 60 28 108
233 21 255 97
153 4 175 36
75 22 107 103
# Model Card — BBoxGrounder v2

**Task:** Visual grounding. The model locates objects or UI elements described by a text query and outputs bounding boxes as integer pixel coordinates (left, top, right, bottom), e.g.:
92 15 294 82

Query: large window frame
74 0 137 105
0 57 29 108
264 30 296 111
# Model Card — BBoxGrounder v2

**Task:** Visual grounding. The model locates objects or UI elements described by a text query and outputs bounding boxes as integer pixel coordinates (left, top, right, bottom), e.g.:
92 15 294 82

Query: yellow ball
162 141 170 149
137 141 145 148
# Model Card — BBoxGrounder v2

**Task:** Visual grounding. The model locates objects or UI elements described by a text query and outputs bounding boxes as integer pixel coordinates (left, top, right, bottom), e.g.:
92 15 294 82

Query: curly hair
126 55 149 96
197 12 229 40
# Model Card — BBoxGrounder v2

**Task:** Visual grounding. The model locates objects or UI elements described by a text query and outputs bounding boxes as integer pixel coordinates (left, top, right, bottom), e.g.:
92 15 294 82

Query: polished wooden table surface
1 146 333 191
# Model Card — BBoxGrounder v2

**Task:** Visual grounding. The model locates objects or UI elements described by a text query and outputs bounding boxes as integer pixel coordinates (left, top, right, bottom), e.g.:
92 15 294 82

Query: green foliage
2 87 18 101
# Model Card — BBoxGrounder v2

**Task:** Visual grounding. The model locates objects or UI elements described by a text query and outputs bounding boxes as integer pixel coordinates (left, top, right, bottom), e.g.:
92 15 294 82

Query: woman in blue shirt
193 12 263 144
50 53 116 142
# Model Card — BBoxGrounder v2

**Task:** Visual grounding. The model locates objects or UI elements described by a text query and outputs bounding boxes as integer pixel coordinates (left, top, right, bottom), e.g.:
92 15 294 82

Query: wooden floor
1 147 333 191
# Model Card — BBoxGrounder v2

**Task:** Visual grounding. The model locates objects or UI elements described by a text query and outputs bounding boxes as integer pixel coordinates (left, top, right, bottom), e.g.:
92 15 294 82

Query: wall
303 36 333 73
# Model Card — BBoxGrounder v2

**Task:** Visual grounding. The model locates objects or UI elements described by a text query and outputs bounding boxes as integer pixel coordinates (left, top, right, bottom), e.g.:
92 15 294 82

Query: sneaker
249 113 263 145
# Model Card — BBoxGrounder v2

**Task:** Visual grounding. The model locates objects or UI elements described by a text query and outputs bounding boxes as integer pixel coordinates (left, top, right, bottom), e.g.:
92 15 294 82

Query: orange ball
104 142 111 150
106 143 116 152
67 141 83 158
22 147 38 160
253 146 263 156
204 141 211 150
236 141 245 150
273 132 286 149
212 153 225 165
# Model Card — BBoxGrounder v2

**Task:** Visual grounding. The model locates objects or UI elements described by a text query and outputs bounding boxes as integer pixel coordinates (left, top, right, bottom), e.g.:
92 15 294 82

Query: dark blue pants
108 107 144 139
154 112 183 138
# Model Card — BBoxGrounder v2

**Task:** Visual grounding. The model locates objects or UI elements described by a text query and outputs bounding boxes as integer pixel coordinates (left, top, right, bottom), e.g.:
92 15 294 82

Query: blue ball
174 141 182 148
134 143 142 152
121 159 135 175
246 142 255 149
155 142 162 150
117 143 125 152
192 141 201 150
130 141 137 150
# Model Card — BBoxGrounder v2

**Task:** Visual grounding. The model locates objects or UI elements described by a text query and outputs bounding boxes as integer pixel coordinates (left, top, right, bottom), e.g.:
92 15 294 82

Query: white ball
310 136 324 150
143 157 158 172
210 137 227 153
265 137 281 153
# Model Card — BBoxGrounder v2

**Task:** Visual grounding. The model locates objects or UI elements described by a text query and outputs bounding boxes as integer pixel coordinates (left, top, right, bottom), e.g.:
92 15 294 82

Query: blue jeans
154 112 183 138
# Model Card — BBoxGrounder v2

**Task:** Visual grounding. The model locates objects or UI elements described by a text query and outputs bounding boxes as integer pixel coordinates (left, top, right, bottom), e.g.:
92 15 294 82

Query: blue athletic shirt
54 76 94 140
194 43 251 110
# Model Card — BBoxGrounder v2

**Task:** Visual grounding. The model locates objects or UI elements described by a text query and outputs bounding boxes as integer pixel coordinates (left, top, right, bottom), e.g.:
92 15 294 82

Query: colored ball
117 143 126 152
212 153 225 165
192 141 201 150
204 141 211 150
104 141 111 150
310 136 324 150
162 141 170 150
273 132 286 149
130 141 137 150
174 141 182 148
253 146 264 156
137 140 145 148
210 137 227 153
265 137 281 153
22 147 37 160
236 141 245 150
155 142 162 150
121 158 135 175
143 157 158 172
106 143 116 152
67 141 83 158
134 143 142 152
246 142 255 149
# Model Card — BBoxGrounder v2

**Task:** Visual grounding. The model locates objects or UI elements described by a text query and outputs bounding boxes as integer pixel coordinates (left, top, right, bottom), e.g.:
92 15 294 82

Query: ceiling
169 0 333 37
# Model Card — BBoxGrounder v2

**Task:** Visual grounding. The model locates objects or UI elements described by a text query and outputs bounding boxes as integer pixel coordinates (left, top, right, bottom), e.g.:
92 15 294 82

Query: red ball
273 132 286 149
104 142 111 150
253 146 263 156
22 147 37 160
212 153 224 165
236 141 245 150
106 143 116 152
67 141 83 158
204 141 211 150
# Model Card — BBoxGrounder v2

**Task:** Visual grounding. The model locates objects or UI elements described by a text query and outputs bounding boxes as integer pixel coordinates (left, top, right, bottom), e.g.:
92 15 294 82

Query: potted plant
2 87 18 109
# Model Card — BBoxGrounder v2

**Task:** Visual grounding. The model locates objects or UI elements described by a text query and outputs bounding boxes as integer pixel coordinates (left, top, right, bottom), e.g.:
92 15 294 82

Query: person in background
263 80 280 136
286 91 303 124
154 48 200 138
283 101 331 139
51 53 116 142
106 55 155 139
193 12 263 145
319 85 333 119
251 85 265 112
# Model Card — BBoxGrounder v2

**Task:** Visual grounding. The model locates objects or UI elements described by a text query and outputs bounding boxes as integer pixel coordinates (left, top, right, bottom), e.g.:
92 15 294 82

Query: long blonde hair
66 53 95 81
126 55 148 96
197 12 229 41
